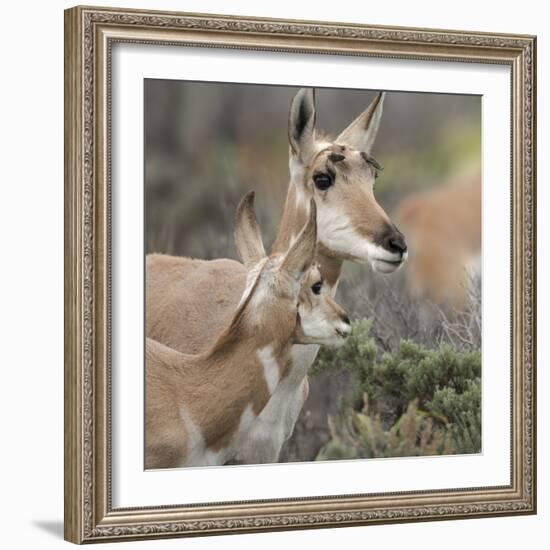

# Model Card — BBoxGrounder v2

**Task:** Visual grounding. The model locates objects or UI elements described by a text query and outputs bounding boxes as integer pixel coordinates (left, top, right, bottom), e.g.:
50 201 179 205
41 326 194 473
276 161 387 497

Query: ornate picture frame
64 5 536 544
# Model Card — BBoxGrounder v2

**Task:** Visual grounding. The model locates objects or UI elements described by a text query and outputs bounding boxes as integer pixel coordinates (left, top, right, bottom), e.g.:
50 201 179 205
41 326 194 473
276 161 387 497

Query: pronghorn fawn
147 88 406 463
146 193 351 469
395 169 481 308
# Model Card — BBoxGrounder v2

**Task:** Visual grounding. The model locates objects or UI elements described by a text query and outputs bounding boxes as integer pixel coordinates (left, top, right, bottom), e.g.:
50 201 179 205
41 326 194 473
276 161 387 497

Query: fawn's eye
313 173 332 191
311 281 323 295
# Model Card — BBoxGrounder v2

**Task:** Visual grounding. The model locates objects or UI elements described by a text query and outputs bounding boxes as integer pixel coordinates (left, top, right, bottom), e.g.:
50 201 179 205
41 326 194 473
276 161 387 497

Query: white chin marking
371 258 403 274
371 250 407 274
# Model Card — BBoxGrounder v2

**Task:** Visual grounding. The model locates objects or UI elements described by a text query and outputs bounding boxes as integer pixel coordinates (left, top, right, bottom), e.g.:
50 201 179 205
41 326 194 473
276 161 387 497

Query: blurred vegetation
317 400 454 460
315 320 481 460
145 79 482 462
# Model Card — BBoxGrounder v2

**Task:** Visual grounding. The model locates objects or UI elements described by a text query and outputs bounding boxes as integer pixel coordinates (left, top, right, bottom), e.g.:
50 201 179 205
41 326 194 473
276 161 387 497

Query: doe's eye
313 173 332 191
311 281 323 295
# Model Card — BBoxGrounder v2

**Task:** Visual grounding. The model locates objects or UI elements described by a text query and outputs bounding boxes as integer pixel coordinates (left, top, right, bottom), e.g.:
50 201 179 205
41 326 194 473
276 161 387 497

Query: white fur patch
234 345 319 465
180 404 258 467
316 206 365 259
288 232 298 249
257 345 280 395
237 257 269 308
295 185 311 210
289 155 305 183
316 205 404 272
299 305 338 344
180 407 225 467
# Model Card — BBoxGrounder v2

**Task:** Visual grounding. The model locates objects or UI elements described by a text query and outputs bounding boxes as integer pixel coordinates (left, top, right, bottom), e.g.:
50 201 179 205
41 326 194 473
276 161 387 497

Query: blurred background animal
395 168 481 308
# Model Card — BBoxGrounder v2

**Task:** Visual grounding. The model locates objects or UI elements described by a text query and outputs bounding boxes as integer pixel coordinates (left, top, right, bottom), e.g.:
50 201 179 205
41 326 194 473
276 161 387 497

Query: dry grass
337 267 481 354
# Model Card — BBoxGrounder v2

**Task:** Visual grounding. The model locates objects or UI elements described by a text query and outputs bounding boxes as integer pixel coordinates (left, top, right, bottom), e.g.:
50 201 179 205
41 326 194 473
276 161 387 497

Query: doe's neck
272 177 344 292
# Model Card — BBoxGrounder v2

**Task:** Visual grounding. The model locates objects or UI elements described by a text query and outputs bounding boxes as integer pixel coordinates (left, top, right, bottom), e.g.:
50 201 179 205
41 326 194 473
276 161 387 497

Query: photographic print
144 81 481 469
65 6 535 542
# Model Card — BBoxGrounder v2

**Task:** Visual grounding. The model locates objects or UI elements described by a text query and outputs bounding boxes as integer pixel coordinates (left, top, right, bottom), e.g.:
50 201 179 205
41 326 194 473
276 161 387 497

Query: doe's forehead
314 144 369 168
317 143 349 157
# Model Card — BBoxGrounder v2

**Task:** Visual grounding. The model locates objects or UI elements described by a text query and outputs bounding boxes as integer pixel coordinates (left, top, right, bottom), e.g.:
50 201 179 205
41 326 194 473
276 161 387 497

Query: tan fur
395 170 481 306
146 254 245 355
146 333 283 468
146 89 403 462
146 195 350 468
145 329 286 468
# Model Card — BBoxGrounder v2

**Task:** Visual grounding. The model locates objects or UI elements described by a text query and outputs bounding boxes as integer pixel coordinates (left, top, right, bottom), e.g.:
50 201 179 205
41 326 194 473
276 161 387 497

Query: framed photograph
64 5 537 544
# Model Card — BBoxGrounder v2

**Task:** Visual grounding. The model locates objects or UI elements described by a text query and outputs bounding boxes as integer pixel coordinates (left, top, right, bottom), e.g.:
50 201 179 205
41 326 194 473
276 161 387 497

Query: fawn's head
287 88 407 274
232 192 351 347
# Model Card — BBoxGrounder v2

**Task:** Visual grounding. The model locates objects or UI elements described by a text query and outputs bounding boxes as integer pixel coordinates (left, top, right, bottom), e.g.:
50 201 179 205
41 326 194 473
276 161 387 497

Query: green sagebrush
314 319 481 460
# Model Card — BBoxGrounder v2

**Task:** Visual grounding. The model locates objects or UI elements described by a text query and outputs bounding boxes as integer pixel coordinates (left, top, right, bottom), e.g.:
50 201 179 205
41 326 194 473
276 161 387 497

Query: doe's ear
288 88 317 163
280 199 317 281
337 91 385 153
234 191 266 270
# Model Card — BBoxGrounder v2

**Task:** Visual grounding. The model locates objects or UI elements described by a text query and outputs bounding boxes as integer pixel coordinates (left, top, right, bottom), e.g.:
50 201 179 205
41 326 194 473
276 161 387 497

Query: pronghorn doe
146 193 351 469
395 170 481 307
147 88 406 463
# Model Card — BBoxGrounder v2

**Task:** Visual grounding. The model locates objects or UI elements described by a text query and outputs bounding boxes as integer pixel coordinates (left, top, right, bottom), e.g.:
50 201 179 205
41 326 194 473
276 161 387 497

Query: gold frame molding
64 5 537 544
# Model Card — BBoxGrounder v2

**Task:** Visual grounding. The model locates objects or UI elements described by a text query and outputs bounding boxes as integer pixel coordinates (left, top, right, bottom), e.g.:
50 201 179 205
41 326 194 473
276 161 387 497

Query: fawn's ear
280 199 317 281
234 191 266 270
288 88 317 163
337 92 385 154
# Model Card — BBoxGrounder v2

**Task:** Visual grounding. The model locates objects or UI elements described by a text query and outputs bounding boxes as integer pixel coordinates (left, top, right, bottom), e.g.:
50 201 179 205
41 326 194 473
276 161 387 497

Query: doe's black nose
341 314 351 325
382 229 407 255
